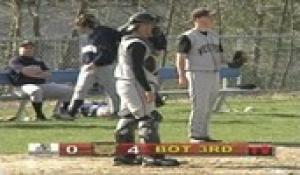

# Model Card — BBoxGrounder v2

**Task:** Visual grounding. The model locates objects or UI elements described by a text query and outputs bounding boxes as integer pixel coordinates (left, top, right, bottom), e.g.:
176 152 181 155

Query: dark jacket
81 26 121 66
8 56 49 86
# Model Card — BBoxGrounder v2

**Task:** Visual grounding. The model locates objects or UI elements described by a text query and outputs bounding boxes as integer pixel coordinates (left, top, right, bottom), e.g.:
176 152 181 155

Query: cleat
190 137 221 143
35 114 50 121
142 157 180 167
113 156 142 166
54 113 75 121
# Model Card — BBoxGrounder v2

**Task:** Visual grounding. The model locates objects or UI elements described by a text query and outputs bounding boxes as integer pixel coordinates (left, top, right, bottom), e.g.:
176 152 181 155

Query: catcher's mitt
149 26 167 51
144 56 157 73
228 50 248 68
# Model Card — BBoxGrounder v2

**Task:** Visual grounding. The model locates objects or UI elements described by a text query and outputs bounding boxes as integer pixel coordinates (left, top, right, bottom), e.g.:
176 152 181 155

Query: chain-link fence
0 37 81 70
166 35 300 90
0 34 299 90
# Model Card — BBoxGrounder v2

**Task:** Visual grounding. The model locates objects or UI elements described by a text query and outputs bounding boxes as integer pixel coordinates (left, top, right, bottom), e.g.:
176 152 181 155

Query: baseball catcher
114 12 179 166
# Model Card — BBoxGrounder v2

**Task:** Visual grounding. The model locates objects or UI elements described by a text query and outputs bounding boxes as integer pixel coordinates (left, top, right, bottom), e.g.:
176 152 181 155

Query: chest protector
115 37 158 85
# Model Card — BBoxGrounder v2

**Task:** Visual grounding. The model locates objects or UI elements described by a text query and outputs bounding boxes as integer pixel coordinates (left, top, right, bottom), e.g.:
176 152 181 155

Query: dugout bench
0 70 79 121
0 66 257 121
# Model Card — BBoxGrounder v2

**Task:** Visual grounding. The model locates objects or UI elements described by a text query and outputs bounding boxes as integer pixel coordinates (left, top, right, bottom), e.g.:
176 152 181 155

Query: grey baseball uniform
114 35 160 144
20 83 72 102
69 64 119 114
68 26 121 116
179 29 223 139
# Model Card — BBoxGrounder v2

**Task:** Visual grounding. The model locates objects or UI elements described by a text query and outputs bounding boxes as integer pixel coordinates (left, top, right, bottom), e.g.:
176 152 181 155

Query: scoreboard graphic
28 142 274 157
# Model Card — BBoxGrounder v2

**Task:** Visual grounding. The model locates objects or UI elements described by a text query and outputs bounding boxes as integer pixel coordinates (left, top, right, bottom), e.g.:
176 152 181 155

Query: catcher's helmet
128 12 157 24
121 12 158 32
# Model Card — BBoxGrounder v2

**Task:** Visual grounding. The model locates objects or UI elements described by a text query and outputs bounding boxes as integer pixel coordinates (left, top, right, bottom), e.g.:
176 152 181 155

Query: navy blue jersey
8 56 49 86
81 26 121 66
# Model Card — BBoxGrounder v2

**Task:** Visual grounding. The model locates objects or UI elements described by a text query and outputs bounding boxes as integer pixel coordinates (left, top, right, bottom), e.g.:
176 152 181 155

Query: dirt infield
0 147 300 175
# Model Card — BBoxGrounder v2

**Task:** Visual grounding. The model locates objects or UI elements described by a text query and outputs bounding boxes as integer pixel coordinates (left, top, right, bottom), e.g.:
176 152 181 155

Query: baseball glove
144 56 157 73
228 50 248 68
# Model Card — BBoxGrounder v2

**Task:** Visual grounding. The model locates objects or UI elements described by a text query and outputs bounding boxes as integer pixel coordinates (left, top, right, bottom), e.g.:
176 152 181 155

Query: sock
69 100 84 117
32 102 45 118
62 101 70 111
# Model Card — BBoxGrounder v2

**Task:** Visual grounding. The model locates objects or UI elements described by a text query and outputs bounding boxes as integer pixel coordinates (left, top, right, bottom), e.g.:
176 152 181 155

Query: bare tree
268 0 289 88
161 0 175 67
60 0 88 69
11 0 22 38
280 0 295 89
27 0 41 37
253 0 265 86
5 0 23 61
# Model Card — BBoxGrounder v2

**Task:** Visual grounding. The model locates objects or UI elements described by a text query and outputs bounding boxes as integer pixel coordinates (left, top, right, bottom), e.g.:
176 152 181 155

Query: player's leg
207 72 220 121
114 79 152 165
133 83 179 166
40 83 73 119
21 84 46 120
188 72 213 142
96 64 120 115
68 65 96 117
114 115 139 165
114 79 140 165
138 110 179 166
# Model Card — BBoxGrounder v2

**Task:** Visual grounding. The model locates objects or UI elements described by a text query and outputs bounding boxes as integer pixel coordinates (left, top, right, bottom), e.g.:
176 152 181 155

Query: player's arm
129 42 154 102
80 34 102 69
37 61 51 79
9 59 48 79
176 35 191 87
79 38 97 71
129 42 151 92
92 29 120 66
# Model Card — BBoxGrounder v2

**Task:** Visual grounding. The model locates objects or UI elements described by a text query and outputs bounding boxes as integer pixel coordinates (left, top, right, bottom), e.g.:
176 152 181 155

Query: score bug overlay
116 143 274 156
28 142 274 156
28 143 59 155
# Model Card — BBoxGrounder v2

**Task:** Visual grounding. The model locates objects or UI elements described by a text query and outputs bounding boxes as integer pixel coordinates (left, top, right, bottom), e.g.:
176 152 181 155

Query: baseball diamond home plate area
0 143 300 175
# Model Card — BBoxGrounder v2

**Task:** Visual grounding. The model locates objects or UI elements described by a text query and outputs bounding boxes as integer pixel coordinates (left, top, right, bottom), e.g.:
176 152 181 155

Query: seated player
8 40 73 121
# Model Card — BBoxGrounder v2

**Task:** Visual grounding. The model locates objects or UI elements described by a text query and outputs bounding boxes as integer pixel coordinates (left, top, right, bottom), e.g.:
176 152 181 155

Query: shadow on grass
164 118 257 125
235 113 300 118
0 123 115 129
212 120 257 124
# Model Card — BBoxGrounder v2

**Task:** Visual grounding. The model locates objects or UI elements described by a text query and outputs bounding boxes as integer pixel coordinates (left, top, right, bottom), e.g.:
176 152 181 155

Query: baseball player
68 14 121 118
8 40 73 121
176 8 225 142
119 24 167 107
114 12 179 166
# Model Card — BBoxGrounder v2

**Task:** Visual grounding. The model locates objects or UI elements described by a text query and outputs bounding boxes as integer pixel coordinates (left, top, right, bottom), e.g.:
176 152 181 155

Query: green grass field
0 94 300 153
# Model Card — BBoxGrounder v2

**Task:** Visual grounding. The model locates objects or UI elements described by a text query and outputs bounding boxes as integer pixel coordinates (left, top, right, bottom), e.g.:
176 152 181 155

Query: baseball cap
20 40 34 47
